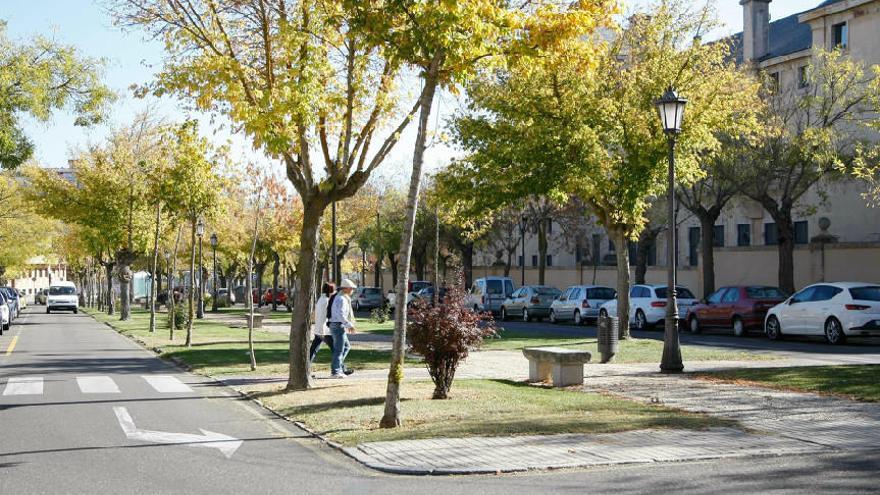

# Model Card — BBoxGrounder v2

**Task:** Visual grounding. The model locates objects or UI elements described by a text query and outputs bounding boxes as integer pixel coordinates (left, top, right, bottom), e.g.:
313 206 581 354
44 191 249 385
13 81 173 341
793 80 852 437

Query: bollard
597 315 619 363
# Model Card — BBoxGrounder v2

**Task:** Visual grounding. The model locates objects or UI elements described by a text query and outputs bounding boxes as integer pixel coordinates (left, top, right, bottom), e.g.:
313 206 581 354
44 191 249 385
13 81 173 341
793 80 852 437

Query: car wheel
689 316 701 334
473 305 480 313
766 315 782 340
635 310 647 331
522 309 530 322
46 308 50 314
500 307 508 321
574 310 582 326
549 310 557 324
824 317 846 345
732 316 745 337
353 301 360 311
74 308 79 314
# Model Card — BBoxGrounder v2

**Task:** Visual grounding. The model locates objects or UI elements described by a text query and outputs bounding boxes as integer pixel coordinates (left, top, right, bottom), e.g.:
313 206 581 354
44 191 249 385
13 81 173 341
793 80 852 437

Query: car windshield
850 286 880 301
49 286 76 295
655 287 695 299
746 287 786 299
486 280 505 295
364 288 380 295
534 287 561 296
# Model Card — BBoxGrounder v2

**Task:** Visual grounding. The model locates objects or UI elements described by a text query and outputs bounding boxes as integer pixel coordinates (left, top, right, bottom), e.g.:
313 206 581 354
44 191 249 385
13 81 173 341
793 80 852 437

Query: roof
732 10 813 64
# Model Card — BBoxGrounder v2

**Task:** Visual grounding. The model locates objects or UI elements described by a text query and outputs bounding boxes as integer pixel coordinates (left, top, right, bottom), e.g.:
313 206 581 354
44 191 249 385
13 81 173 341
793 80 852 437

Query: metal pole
660 136 683 373
331 200 338 285
434 207 440 304
211 245 218 312
520 219 526 286
376 209 382 291
197 235 204 319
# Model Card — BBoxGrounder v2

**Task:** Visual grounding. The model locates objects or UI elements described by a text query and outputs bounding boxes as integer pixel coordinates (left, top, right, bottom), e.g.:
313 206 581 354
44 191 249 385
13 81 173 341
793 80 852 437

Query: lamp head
655 86 687 135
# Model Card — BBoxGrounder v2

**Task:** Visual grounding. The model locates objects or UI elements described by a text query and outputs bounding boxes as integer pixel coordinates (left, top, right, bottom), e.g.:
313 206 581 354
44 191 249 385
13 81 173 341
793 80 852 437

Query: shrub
407 281 496 399
370 305 389 324
167 303 188 329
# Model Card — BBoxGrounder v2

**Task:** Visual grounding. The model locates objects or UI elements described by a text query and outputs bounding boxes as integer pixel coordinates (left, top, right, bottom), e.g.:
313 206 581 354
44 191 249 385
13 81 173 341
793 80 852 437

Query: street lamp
210 233 218 312
520 215 527 286
196 217 205 319
655 86 687 374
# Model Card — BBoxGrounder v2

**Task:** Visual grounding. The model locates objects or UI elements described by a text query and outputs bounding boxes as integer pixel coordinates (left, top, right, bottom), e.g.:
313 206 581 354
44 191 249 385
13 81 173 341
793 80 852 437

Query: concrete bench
244 313 264 329
522 347 592 387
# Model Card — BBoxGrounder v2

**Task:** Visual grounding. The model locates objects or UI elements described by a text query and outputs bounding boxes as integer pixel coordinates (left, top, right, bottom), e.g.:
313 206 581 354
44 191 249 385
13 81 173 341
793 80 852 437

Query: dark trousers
309 335 333 363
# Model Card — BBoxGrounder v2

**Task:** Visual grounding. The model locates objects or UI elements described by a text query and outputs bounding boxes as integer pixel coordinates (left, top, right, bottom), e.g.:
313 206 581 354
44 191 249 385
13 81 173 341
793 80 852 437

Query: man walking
328 278 357 378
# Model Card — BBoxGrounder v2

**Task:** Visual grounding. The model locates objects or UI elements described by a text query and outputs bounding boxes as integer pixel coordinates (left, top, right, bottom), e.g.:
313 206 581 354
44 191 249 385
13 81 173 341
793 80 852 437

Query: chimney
741 0 771 63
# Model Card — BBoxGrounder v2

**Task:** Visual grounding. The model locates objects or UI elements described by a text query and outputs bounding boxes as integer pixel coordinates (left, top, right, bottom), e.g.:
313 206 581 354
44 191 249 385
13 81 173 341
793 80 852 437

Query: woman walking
309 282 335 363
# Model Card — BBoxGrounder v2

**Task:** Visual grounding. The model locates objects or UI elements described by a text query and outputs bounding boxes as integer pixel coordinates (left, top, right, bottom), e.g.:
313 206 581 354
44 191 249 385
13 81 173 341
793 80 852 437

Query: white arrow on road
113 406 242 459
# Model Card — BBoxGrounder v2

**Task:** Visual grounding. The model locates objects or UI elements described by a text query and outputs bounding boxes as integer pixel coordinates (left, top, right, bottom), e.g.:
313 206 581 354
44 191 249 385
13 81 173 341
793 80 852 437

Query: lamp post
196 217 205 319
210 233 218 312
655 86 687 374
520 215 527 286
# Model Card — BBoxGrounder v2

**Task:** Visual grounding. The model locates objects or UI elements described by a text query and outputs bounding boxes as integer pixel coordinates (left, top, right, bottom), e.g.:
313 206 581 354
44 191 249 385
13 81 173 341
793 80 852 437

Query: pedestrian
328 278 358 378
309 282 335 363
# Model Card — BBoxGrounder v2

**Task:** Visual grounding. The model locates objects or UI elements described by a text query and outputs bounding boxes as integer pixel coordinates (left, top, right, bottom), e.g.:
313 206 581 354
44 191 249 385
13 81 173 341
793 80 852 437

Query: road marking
142 375 193 393
4 335 17 355
2 376 43 395
76 376 120 394
113 406 242 458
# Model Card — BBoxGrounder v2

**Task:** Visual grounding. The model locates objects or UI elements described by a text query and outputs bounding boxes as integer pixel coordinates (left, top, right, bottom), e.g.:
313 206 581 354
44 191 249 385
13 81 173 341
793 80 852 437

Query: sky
5 0 818 180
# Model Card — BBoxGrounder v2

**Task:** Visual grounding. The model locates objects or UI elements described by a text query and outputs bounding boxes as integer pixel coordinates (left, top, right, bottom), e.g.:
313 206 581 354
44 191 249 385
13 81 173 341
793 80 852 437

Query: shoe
330 373 346 379
343 367 354 376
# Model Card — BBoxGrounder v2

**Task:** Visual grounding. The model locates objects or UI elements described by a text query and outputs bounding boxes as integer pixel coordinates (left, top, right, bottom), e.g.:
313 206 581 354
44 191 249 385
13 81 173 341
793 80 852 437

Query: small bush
407 281 496 399
370 305 389 324
167 304 188 329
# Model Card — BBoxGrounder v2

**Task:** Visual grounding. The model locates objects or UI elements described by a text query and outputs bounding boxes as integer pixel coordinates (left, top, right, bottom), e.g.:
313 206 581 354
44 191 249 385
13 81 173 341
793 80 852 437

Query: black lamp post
196 217 205 319
520 214 527 287
210 233 218 312
655 86 687 374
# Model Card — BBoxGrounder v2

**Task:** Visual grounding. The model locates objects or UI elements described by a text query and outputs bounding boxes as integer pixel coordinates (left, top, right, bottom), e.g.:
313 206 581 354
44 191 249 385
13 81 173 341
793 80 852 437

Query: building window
798 66 809 88
794 221 809 244
765 223 778 245
546 255 553 267
767 72 779 92
575 244 583 264
688 227 700 267
531 255 538 267
737 224 751 247
627 242 638 265
608 239 615 252
832 22 848 49
713 225 725 248
546 218 553 234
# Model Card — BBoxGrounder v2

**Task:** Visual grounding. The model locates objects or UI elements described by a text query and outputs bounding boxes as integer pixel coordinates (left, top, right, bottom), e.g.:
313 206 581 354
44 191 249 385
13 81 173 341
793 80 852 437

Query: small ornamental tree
407 279 496 400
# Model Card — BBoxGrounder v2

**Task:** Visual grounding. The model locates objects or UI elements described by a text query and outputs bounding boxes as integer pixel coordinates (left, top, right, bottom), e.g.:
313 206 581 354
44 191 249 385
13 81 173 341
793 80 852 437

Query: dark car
686 285 787 337
410 286 448 307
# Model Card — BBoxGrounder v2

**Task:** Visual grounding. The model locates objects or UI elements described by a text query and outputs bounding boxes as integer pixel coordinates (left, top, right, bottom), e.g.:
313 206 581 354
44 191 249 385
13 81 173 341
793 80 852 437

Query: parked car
216 288 236 307
0 287 19 319
686 285 787 337
47 281 79 313
0 290 9 334
36 288 48 305
261 288 288 306
16 289 27 310
411 286 448 307
548 285 616 325
765 282 880 345
500 285 561 322
409 280 433 293
385 289 416 311
467 277 515 315
599 284 697 330
353 287 384 311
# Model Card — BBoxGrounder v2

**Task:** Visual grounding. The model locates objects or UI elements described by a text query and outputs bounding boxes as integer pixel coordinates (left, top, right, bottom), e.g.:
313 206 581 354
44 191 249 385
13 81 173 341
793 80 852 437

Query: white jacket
312 295 329 336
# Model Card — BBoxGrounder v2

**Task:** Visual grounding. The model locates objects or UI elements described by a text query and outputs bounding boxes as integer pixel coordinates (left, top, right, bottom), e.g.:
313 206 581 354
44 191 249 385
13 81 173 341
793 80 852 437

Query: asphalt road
1 307 878 494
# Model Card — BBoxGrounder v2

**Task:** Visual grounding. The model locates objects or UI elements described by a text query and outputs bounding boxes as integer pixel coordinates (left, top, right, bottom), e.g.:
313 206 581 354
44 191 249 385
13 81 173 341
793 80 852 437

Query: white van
47 281 79 314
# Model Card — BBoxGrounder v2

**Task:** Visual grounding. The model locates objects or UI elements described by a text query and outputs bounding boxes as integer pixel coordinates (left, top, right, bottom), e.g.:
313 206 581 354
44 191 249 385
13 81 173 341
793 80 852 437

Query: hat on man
340 278 357 289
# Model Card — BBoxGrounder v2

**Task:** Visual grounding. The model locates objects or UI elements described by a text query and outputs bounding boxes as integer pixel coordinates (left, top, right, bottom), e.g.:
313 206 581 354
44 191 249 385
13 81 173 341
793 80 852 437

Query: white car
47 281 79 314
598 284 697 330
0 292 9 334
764 282 880 345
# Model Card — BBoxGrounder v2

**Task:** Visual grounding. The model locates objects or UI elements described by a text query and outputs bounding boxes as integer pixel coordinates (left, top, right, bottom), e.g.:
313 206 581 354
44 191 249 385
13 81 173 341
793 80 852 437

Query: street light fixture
196 217 205 319
210 233 218 312
655 86 687 374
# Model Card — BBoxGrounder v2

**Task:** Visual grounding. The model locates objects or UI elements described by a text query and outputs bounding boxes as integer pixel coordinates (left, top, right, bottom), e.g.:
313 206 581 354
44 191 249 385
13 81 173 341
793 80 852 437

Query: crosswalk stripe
3 376 43 395
142 375 193 393
76 376 120 394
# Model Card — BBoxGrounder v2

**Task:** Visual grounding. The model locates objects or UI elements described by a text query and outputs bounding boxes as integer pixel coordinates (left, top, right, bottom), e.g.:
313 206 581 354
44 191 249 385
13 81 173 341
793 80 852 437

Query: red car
261 289 288 306
686 285 787 337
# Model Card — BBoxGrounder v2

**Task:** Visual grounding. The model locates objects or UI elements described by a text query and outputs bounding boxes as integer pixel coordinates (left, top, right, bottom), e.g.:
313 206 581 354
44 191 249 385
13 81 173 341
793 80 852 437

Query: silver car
353 287 384 311
549 285 617 325
500 285 562 322
467 277 515 315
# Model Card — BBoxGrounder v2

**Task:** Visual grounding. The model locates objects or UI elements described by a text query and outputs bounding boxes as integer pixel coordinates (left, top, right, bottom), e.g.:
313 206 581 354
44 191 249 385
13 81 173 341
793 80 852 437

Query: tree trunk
634 242 649 285
504 248 513 277
381 59 440 428
272 251 280 311
614 229 632 339
374 257 382 288
537 220 548 285
287 199 325 390
775 211 796 295
105 263 115 315
388 255 399 288
149 203 162 332
256 263 265 308
414 251 426 281
118 264 133 321
169 224 182 340
461 242 474 289
698 213 717 297
186 219 196 347
247 186 264 371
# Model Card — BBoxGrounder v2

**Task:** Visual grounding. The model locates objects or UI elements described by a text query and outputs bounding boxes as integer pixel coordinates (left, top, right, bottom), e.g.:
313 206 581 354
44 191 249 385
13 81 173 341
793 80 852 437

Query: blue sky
6 0 815 176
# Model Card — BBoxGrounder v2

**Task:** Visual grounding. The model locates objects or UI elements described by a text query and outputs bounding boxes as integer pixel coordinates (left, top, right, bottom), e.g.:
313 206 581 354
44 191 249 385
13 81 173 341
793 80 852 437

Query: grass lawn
482 329 775 363
697 365 880 402
85 307 410 375
248 379 733 446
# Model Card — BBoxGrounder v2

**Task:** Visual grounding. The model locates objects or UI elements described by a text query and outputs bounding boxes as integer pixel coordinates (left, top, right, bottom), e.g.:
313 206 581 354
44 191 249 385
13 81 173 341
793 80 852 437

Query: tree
0 21 113 169
0 169 56 280
735 49 880 294
437 1 759 339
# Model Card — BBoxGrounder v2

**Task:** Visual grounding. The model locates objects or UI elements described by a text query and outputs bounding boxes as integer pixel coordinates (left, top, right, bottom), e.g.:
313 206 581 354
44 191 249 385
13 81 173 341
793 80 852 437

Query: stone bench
522 347 592 387
244 313 264 329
